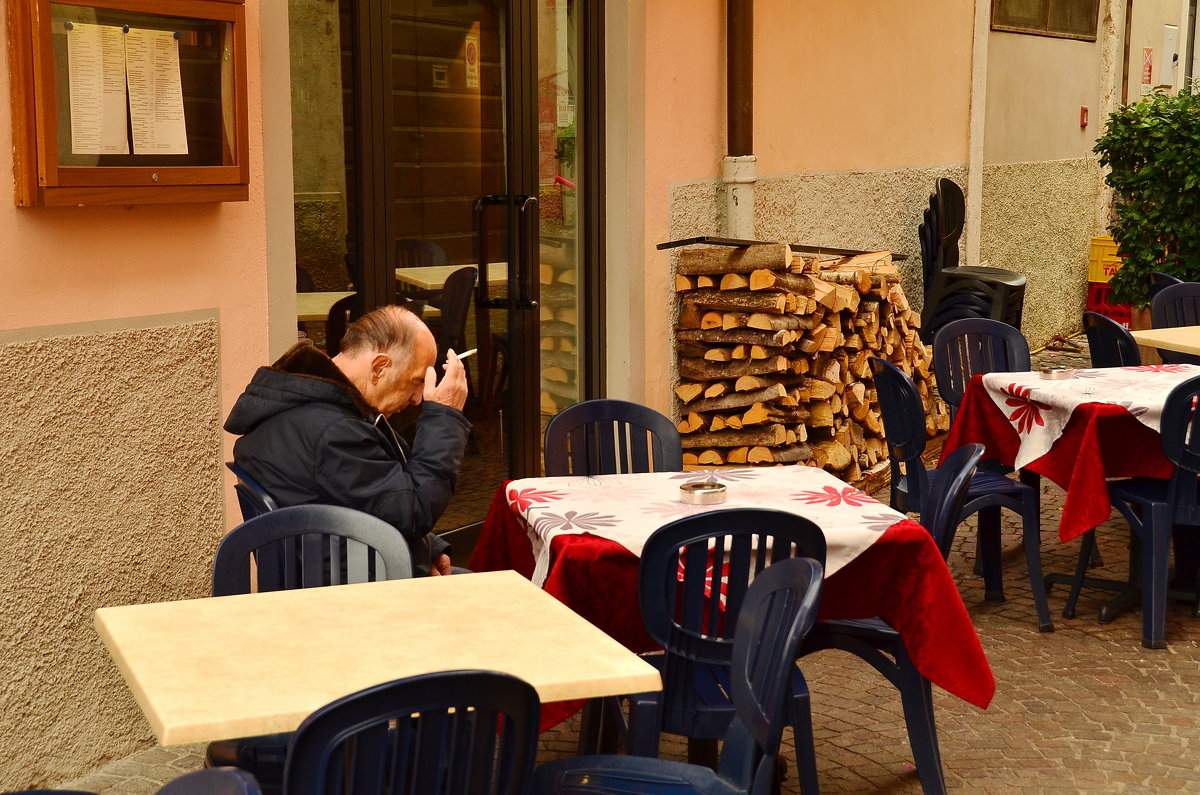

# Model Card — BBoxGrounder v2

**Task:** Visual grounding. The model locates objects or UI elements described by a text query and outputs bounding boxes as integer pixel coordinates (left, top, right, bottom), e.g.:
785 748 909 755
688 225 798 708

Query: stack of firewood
539 246 580 416
673 243 948 480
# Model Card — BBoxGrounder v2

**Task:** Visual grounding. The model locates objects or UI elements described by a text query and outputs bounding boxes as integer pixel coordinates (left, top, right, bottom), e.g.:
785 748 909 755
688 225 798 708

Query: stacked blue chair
1062 374 1200 648
800 443 984 795
871 356 1053 631
624 509 826 794
205 506 413 793
1148 271 1183 301
284 670 540 795
544 399 683 475
226 462 278 520
532 556 824 795
1150 281 1200 365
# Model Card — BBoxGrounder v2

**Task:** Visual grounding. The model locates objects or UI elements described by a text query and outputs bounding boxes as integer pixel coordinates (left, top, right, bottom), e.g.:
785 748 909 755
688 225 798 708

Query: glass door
291 0 602 543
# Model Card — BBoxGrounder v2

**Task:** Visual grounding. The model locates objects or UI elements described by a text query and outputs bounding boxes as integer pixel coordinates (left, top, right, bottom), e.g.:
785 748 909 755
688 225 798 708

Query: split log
680 356 789 382
704 381 732 399
748 270 817 295
748 443 813 464
676 243 792 275
676 328 796 347
683 290 786 314
680 424 787 449
675 382 704 404
690 383 788 413
746 313 812 331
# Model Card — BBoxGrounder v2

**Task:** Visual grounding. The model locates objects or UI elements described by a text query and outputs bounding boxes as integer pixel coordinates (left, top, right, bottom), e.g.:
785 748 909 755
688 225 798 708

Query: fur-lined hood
223 341 375 435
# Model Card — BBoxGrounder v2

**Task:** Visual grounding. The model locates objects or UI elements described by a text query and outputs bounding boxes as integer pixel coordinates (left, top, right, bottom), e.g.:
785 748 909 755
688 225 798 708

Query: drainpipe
724 0 757 239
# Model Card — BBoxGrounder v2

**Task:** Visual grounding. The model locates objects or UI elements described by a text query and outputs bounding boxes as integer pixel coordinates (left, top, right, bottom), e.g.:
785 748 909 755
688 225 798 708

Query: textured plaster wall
0 316 222 789
979 158 1102 348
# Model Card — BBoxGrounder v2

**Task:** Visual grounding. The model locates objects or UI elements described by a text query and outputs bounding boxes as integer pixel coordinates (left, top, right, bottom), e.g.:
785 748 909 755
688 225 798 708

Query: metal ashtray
1039 367 1075 380
679 481 728 505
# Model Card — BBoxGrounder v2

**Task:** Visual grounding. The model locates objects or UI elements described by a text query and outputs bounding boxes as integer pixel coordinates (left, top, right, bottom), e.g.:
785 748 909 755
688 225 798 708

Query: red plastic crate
1087 281 1132 329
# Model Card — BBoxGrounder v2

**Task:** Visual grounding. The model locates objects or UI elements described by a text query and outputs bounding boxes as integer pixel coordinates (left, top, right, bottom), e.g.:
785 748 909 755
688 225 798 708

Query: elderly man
223 305 470 576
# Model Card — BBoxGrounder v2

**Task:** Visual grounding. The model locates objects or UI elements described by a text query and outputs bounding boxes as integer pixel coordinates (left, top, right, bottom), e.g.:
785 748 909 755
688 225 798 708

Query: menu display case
8 0 248 206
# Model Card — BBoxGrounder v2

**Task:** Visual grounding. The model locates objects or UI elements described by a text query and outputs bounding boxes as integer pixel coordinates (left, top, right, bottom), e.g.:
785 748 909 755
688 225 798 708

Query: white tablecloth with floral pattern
505 466 907 587
980 363 1200 469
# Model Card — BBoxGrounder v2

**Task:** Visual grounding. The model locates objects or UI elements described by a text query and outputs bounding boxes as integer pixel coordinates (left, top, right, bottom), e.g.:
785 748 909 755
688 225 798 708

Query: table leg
578 697 624 755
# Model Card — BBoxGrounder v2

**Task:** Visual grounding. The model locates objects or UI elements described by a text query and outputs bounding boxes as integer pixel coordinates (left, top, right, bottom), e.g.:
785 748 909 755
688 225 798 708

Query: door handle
473 195 508 309
516 195 539 311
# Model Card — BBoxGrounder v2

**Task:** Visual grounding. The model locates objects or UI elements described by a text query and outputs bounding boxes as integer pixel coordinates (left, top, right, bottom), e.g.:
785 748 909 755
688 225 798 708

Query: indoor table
1132 326 1200 357
295 291 355 323
942 364 1200 646
394 262 507 292
469 465 995 728
95 570 661 746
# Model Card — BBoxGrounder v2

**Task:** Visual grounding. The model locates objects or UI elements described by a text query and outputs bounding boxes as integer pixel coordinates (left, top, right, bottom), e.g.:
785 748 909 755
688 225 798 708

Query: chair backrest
919 199 938 290
932 318 1031 418
934 177 965 271
283 670 540 795
226 461 279 520
1150 282 1200 364
1149 270 1184 301
638 508 826 749
1083 311 1141 368
395 238 449 270
869 357 930 513
716 557 824 792
543 399 683 475
156 768 262 795
920 443 984 560
212 505 412 596
1159 374 1200 526
324 294 357 356
428 266 478 362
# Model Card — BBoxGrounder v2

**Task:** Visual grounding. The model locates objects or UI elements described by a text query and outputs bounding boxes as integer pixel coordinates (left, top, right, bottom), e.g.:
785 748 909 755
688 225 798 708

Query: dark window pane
994 0 1049 29
1049 0 1098 37
993 0 1099 40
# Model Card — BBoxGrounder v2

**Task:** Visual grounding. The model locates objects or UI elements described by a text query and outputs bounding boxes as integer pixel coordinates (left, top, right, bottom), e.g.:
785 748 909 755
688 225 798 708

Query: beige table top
1131 325 1200 356
95 570 660 746
296 291 355 323
395 262 507 291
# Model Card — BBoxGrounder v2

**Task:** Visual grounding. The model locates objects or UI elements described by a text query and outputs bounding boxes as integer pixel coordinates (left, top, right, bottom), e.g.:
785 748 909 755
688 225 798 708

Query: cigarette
455 348 477 360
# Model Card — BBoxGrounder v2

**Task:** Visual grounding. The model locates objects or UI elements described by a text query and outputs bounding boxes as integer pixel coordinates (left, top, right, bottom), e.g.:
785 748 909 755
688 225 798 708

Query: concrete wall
0 0 279 786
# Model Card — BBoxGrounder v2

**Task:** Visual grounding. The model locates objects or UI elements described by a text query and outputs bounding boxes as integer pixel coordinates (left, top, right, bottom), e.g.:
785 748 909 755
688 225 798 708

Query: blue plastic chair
1063 374 1200 648
799 443 983 795
624 509 825 794
226 462 278 520
283 670 540 795
206 506 413 791
1083 311 1140 368
1148 271 1183 301
1150 281 1200 365
157 768 261 795
871 357 1052 631
543 399 683 475
532 557 824 795
932 318 1032 422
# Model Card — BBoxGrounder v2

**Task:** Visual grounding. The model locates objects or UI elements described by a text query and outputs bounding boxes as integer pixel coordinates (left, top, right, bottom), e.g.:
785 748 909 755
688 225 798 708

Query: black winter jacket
223 342 471 575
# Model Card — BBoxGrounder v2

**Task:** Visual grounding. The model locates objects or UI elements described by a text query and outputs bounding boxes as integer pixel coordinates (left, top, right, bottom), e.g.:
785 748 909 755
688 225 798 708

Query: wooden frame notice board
8 0 248 206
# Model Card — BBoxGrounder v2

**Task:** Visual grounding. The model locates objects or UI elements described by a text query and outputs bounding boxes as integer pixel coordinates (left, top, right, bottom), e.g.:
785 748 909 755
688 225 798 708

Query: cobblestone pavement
64 334 1200 793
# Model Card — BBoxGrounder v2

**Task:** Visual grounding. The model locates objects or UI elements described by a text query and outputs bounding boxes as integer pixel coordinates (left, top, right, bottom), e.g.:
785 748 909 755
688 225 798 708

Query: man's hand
423 349 468 411
429 553 453 576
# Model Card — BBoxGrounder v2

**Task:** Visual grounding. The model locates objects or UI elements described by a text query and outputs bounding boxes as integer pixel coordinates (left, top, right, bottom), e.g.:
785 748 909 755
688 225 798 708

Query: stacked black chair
918 178 1027 342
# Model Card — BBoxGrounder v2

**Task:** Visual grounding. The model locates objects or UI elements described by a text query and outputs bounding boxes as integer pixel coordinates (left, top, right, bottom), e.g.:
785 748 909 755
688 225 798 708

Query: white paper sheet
124 28 188 155
66 23 129 155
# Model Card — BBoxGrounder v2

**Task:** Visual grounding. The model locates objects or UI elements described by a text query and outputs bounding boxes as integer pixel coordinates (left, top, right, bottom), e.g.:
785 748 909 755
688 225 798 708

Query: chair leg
977 506 1005 602
895 652 946 795
1020 494 1054 632
790 689 821 795
1141 506 1172 650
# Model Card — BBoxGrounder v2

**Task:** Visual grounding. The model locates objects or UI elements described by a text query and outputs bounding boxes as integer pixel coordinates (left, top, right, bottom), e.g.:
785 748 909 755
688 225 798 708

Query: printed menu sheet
64 24 188 155
124 28 188 155
65 23 129 155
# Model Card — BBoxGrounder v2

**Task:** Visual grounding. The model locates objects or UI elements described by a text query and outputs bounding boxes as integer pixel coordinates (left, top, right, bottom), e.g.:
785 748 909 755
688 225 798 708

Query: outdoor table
95 570 660 746
295 291 355 323
941 365 1197 542
468 466 996 728
1132 326 1200 357
942 364 1200 647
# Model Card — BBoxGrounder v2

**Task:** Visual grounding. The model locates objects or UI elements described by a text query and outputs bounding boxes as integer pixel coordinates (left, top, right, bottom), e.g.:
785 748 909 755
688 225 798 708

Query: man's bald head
332 305 437 415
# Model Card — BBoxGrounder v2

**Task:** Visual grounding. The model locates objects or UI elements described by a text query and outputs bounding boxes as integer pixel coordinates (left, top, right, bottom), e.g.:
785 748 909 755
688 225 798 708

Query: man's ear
369 352 392 381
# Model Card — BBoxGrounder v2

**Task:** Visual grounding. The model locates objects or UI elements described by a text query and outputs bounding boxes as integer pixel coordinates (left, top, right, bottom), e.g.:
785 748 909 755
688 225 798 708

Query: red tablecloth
942 374 1173 542
470 483 995 729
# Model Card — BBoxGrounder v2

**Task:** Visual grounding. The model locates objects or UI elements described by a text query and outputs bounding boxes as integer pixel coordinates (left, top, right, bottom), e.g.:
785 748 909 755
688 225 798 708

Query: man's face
368 336 436 416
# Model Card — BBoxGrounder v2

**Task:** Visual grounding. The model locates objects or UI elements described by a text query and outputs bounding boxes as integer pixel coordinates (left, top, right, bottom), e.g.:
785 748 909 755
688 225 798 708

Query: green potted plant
1094 89 1200 308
